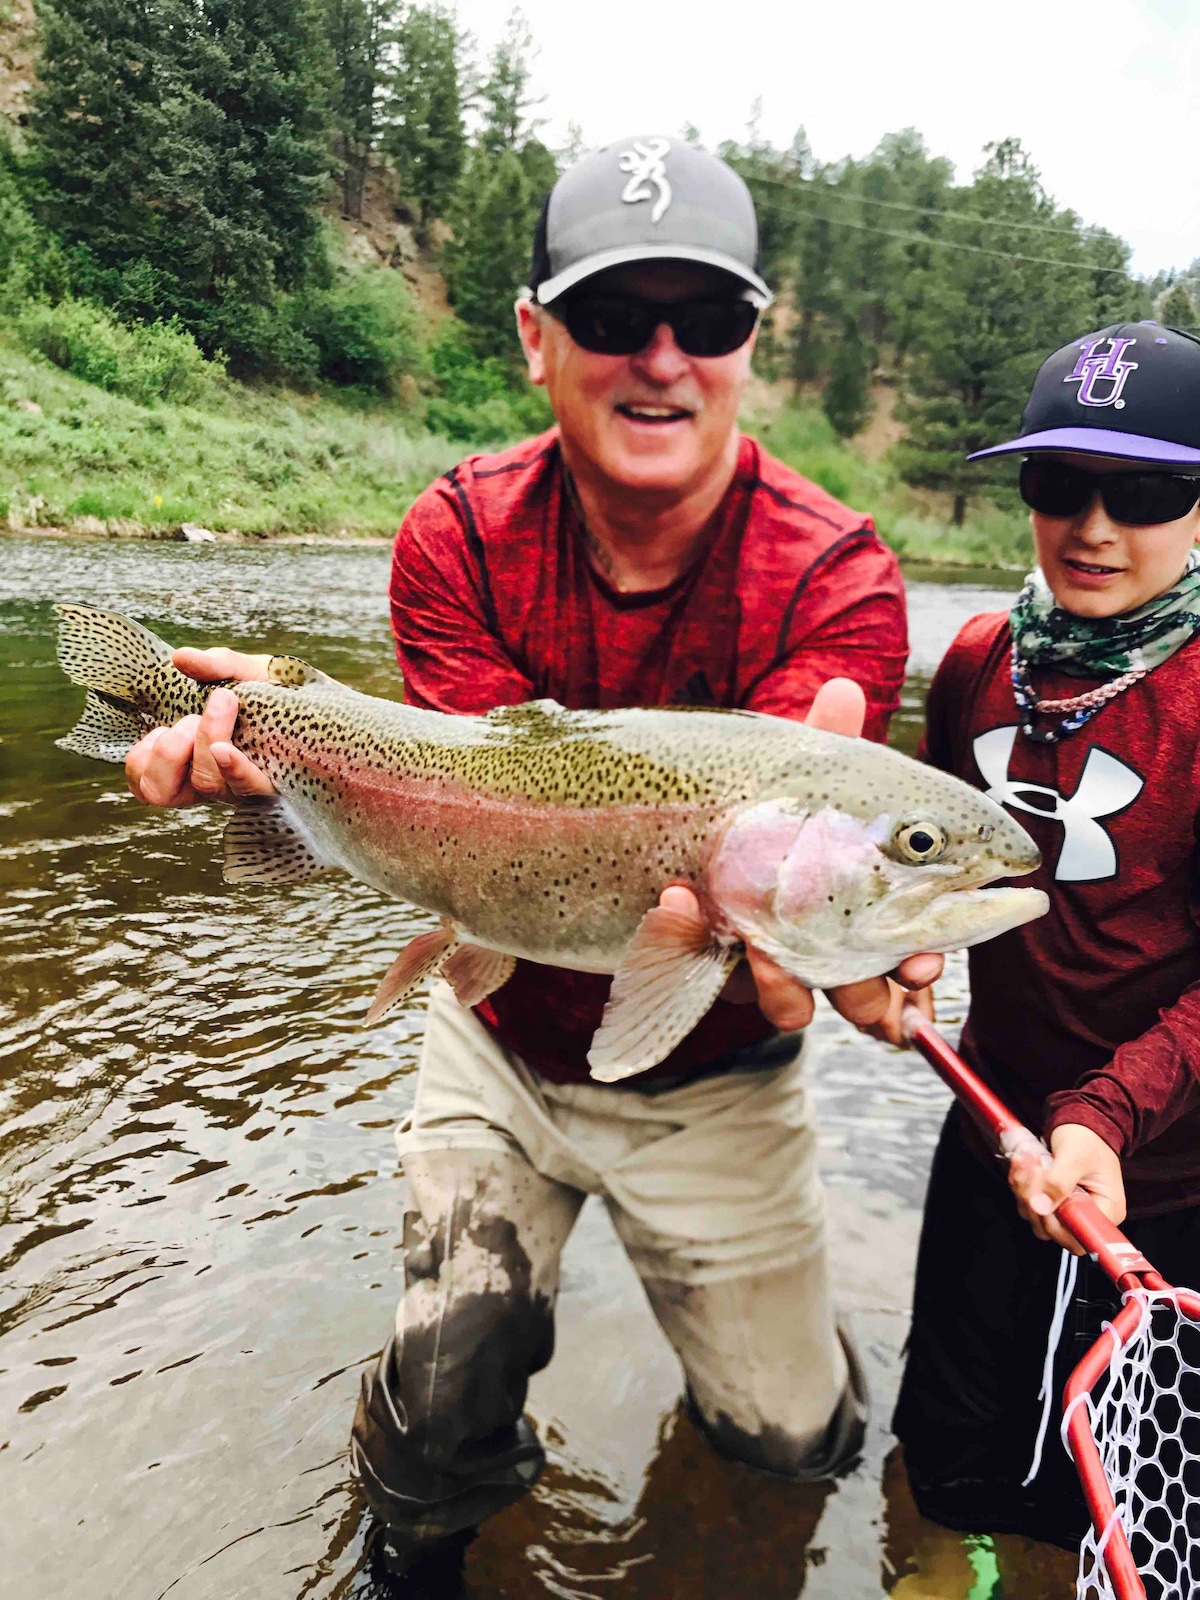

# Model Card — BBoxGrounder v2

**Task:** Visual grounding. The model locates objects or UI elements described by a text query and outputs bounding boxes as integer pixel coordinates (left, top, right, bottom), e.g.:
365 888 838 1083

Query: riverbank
1 330 1032 566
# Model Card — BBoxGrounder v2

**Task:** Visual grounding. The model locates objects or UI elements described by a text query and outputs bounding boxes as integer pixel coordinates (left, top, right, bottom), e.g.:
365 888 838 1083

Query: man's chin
595 439 703 492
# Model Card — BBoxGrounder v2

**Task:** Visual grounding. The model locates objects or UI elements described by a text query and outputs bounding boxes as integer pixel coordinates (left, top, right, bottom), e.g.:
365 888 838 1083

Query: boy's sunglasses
551 295 760 358
1019 459 1200 526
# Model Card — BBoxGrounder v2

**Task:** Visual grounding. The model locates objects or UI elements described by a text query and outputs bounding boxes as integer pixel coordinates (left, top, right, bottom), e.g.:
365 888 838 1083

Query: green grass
0 324 463 538
0 320 1032 567
755 401 1033 571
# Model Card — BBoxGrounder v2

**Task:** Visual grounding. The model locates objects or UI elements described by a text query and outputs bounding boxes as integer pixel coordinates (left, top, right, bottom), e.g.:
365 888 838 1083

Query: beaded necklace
1010 646 1148 745
1008 553 1200 745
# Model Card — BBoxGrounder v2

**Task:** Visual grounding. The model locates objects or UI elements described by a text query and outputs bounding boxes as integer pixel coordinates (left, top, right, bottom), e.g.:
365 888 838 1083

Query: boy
891 322 1200 1589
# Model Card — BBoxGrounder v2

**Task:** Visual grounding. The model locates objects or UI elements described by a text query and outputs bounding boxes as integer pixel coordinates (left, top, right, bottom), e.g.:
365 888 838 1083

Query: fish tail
54 604 208 765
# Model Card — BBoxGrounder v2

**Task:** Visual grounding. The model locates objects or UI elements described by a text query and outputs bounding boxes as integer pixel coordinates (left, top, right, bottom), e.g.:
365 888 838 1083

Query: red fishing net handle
901 1013 1200 1600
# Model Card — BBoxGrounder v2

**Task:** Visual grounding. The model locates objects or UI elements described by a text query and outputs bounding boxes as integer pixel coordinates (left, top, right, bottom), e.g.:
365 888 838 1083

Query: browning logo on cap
618 138 672 223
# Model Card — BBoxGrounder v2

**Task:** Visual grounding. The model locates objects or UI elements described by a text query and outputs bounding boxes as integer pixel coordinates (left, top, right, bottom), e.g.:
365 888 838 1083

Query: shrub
425 324 552 444
0 141 69 310
194 299 321 385
0 157 37 291
290 270 423 393
16 298 222 404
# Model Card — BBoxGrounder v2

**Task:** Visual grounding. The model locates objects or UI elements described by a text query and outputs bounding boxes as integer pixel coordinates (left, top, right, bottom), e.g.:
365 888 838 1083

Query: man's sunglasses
551 295 760 358
1018 459 1200 526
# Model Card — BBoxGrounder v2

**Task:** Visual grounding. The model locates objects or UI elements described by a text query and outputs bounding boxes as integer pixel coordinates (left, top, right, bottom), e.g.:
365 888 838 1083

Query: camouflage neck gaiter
1010 549 1200 678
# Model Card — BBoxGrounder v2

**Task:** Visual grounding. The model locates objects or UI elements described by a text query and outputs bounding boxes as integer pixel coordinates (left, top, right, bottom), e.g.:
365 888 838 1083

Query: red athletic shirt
389 428 907 1085
924 612 1200 1216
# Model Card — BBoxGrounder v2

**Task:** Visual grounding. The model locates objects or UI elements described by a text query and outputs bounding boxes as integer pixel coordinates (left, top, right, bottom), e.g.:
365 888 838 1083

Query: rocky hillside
0 0 34 133
0 5 452 321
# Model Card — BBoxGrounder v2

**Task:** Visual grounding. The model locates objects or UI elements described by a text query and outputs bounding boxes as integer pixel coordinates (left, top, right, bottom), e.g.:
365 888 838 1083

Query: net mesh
1073 1291 1200 1600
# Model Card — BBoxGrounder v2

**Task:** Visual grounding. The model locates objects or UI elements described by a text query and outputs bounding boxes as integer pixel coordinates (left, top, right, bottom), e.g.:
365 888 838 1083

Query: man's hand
125 648 274 807
860 980 936 1046
658 676 945 1035
1008 1123 1127 1253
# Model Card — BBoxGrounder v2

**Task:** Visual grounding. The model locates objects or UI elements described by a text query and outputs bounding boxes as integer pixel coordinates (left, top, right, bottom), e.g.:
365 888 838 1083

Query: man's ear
516 297 547 387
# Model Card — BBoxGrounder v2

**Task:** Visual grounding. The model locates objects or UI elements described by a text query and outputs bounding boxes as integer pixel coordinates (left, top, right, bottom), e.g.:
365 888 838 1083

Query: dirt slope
0 0 34 133
0 11 453 319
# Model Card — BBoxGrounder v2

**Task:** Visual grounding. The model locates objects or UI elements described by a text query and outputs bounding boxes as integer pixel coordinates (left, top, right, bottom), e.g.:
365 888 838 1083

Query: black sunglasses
1018 459 1200 526
552 294 760 359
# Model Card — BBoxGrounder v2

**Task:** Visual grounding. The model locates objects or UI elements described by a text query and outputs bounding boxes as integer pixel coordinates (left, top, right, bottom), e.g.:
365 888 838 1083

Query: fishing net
1071 1290 1200 1600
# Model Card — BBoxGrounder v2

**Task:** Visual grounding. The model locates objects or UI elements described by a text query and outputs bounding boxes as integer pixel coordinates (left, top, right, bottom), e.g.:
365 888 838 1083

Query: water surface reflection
0 538 1023 1598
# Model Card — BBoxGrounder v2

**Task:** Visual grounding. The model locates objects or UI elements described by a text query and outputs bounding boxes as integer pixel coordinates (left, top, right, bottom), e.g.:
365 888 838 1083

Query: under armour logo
1063 336 1139 410
973 726 1143 883
618 138 672 223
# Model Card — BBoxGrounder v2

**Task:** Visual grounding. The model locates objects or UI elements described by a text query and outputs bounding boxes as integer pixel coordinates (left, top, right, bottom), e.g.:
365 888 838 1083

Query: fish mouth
863 884 1049 950
860 854 1027 933
747 883 1050 992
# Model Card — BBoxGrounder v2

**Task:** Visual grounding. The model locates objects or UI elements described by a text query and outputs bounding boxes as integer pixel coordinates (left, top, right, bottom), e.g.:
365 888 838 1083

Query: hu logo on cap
973 725 1142 882
1064 336 1139 410
618 139 672 223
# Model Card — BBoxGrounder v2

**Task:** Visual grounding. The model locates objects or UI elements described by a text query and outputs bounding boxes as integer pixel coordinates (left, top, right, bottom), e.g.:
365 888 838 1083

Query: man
125 136 939 1594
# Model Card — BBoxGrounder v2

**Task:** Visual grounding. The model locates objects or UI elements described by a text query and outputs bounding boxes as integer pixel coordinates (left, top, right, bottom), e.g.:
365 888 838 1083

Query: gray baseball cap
529 135 773 307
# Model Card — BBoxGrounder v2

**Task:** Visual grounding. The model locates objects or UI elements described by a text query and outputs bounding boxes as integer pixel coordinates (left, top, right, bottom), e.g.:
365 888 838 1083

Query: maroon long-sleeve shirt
924 611 1200 1216
389 428 907 1086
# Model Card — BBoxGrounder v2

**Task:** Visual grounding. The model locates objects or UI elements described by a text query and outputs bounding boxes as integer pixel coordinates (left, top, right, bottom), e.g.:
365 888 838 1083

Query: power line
746 164 1128 245
755 193 1133 277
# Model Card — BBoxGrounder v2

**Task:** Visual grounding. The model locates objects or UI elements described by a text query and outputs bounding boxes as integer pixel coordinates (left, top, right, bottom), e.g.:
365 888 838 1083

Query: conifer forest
0 0 1196 555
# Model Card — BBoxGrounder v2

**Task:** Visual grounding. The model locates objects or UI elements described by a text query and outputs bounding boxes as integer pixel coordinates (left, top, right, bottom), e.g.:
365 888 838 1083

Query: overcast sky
455 0 1199 279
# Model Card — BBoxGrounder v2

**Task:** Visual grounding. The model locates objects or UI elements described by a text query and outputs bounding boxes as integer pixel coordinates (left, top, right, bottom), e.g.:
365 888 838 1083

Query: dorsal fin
268 656 342 690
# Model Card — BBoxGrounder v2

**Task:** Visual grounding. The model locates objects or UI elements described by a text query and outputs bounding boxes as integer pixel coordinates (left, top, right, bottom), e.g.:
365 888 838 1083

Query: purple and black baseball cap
528 136 772 307
967 322 1200 469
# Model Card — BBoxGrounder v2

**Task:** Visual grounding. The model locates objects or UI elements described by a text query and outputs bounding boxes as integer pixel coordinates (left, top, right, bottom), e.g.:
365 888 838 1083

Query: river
0 538 1029 1600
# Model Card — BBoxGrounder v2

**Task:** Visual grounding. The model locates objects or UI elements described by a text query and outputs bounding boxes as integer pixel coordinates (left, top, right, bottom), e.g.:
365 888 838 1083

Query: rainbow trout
55 605 1047 1081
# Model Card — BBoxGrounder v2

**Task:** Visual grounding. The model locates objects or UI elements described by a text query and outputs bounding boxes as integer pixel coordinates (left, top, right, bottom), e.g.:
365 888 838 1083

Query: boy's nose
1072 496 1121 544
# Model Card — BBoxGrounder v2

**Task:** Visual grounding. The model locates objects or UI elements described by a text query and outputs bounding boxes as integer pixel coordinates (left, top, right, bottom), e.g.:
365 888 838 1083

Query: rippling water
0 538 1025 1600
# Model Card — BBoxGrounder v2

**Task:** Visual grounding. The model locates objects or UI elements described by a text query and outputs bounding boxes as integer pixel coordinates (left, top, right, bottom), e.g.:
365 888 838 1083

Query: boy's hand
1008 1123 1127 1254
658 676 945 1036
125 648 274 807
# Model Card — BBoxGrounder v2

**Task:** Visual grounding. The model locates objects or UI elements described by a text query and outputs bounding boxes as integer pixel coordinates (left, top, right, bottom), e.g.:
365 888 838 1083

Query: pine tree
823 318 873 438
476 7 541 157
442 146 533 362
31 0 333 322
842 130 953 363
383 1 467 233
1085 227 1149 327
893 140 1135 525
326 0 396 221
719 104 806 287
789 171 843 383
518 136 556 208
438 10 553 362
1160 280 1197 330
0 137 41 295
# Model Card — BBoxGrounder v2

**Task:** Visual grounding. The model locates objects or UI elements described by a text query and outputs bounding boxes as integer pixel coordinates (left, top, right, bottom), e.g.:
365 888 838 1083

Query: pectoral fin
365 922 459 1026
440 944 516 1008
588 908 739 1083
223 799 332 884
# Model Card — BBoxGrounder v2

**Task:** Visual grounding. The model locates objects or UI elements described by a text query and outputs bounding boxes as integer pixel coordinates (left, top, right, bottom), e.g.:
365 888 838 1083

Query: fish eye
890 818 948 864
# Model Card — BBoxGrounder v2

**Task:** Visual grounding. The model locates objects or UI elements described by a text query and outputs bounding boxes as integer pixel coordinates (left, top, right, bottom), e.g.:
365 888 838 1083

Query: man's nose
629 320 691 384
